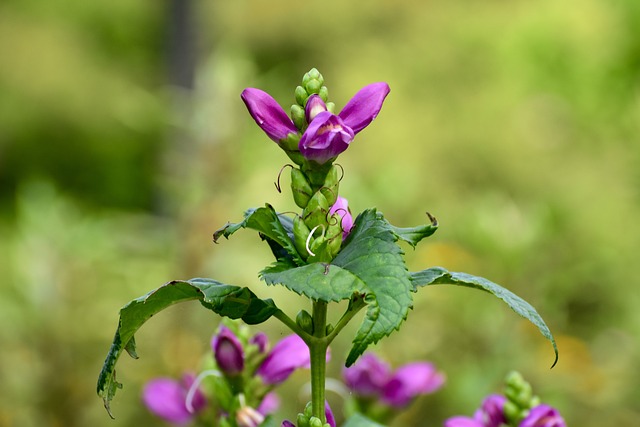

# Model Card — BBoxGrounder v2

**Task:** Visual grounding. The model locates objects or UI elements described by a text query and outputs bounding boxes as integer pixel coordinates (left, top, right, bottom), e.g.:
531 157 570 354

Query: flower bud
291 104 307 131
319 165 340 206
319 86 329 102
212 327 244 376
295 85 309 107
309 417 323 427
236 406 264 427
302 191 329 230
293 215 312 259
303 68 324 95
308 236 332 263
291 168 314 209
296 309 314 334
326 102 335 113
296 413 310 427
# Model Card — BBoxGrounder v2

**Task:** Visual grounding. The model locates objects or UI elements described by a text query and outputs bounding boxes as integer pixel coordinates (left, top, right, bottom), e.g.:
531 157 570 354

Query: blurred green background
1 0 639 425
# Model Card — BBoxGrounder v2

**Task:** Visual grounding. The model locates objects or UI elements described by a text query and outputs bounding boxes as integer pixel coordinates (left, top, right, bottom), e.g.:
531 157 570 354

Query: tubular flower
519 404 566 427
142 374 206 425
444 394 507 427
299 82 390 164
241 88 299 143
343 352 445 409
211 326 245 376
329 196 354 239
257 334 330 385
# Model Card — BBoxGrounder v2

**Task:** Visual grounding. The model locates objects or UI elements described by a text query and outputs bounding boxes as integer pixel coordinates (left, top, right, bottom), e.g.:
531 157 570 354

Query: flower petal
474 394 507 427
305 94 328 122
381 362 445 407
520 404 566 427
342 352 391 396
142 378 195 424
299 111 354 164
257 392 281 415
338 82 390 134
329 196 354 239
257 334 329 385
241 88 298 142
444 416 485 427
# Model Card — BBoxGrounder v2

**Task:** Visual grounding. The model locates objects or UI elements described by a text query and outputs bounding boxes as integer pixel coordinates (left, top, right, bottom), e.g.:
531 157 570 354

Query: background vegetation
1 0 639 425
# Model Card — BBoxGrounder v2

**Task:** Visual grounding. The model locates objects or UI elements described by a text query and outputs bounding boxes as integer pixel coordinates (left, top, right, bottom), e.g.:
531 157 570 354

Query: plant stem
310 299 328 423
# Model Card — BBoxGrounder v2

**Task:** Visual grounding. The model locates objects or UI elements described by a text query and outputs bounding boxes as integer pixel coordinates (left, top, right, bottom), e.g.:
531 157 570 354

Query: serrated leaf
263 209 413 366
97 279 277 417
334 210 413 366
411 267 558 367
213 204 304 265
389 212 439 248
261 262 364 302
342 413 386 427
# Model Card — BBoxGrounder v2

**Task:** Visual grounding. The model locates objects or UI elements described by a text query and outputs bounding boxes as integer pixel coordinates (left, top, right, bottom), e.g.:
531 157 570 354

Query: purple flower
142 374 206 425
444 395 506 427
257 392 281 415
343 352 392 396
520 404 566 427
241 88 299 143
299 82 390 164
211 326 244 376
343 352 445 409
250 331 270 354
257 334 315 385
381 362 446 407
329 196 354 239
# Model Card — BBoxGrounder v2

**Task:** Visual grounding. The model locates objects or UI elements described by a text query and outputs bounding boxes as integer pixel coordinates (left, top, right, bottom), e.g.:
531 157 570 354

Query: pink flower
241 88 299 143
520 404 566 427
142 374 206 425
257 334 330 385
343 352 445 408
211 326 244 376
299 83 390 164
444 395 507 427
329 196 354 239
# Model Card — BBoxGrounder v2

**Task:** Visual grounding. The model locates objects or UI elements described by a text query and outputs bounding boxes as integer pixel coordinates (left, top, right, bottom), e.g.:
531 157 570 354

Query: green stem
326 295 366 345
273 309 310 341
310 299 328 423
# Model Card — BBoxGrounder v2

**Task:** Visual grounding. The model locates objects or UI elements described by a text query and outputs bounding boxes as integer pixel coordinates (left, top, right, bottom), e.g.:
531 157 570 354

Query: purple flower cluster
445 395 566 427
343 352 445 408
241 81 390 164
142 326 315 425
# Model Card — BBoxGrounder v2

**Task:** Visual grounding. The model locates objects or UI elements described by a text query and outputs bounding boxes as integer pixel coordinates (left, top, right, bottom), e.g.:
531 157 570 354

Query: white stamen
305 225 323 257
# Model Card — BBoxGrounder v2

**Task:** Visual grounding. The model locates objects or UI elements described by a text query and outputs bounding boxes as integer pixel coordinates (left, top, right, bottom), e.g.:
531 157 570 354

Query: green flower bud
304 402 314 418
325 216 343 258
291 104 306 131
293 215 312 259
326 102 335 114
318 86 329 102
295 85 309 107
309 417 323 427
305 79 322 95
503 400 521 424
325 323 334 335
319 165 340 206
303 191 329 230
296 309 314 334
291 168 313 209
297 413 310 427
280 131 301 152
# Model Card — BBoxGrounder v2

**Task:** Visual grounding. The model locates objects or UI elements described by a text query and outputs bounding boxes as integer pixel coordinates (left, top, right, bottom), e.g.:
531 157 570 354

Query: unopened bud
295 85 309 107
291 168 313 209
297 413 310 427
303 191 329 230
309 417 323 427
291 104 306 131
318 86 329 102
319 165 340 206
236 406 264 427
293 215 312 259
296 310 314 334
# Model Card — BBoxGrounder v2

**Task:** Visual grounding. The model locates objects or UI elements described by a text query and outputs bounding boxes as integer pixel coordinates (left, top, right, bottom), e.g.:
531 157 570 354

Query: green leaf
336 210 413 366
342 413 386 427
97 279 277 417
411 267 558 367
263 209 413 367
213 204 304 265
389 212 439 248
